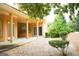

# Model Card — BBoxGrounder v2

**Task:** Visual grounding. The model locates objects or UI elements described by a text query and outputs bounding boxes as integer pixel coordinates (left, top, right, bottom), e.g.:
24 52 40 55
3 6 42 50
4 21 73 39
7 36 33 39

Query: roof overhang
0 3 29 20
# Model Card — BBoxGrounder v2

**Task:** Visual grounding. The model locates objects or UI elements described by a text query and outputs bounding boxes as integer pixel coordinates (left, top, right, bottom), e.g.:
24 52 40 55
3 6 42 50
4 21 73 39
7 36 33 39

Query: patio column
9 14 13 43
37 21 39 37
26 21 29 38
3 16 8 42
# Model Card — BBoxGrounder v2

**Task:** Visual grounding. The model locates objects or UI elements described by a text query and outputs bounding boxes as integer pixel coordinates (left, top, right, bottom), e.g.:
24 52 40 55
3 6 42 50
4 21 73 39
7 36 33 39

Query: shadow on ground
0 42 27 53
0 53 9 56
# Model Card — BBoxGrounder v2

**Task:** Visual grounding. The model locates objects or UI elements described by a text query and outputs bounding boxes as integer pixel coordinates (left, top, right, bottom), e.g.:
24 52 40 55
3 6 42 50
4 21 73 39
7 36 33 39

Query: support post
9 14 13 43
37 21 39 37
26 21 29 38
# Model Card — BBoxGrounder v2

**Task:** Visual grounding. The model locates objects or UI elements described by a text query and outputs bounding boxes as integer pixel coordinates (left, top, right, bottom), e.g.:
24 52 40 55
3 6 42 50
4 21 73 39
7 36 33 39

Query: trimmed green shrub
49 40 69 48
49 40 69 56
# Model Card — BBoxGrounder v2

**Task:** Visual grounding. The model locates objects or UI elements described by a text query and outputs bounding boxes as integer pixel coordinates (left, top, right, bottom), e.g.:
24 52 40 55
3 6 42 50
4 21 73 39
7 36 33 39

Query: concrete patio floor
0 37 79 56
0 38 33 52
0 37 61 56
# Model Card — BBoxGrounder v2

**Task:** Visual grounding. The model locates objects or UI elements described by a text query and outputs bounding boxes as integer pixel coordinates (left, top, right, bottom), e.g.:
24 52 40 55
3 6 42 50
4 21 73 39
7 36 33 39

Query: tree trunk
61 48 66 56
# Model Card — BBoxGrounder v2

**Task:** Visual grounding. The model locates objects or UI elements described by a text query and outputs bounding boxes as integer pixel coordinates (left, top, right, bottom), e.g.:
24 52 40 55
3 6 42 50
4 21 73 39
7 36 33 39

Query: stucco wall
42 19 48 37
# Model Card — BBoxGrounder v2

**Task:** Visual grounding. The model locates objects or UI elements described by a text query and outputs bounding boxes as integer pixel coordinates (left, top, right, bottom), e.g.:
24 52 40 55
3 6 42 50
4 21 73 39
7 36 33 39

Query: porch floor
0 38 33 46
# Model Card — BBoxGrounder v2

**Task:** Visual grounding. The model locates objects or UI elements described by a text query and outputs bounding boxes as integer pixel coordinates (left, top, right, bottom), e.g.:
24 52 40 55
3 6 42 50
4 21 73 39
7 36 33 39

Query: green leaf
19 3 52 19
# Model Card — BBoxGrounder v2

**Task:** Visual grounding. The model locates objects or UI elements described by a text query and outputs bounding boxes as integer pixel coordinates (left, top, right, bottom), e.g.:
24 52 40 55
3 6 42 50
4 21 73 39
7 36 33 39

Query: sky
44 8 70 23
7 3 70 23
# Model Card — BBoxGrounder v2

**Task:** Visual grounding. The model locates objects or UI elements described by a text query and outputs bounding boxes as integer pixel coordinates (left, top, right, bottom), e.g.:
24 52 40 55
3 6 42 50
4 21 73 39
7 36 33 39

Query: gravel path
0 37 60 56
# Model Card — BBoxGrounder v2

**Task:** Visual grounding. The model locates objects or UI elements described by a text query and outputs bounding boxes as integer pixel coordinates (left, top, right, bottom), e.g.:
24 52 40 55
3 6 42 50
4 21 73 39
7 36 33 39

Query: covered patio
18 19 43 38
0 4 44 42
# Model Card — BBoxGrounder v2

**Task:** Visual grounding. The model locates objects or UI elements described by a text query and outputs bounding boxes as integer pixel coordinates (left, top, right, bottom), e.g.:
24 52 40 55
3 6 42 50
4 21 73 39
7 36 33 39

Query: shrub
49 40 69 56
45 33 49 38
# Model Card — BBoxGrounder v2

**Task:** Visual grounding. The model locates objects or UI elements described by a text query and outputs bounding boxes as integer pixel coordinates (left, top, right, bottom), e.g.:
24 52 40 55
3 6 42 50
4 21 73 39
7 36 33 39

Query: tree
75 11 79 31
48 11 72 38
18 3 52 19
68 18 77 32
52 3 79 20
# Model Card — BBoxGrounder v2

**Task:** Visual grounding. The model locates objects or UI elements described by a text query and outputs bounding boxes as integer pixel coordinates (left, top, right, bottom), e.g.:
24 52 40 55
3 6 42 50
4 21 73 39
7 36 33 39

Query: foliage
54 8 61 14
52 3 79 20
49 40 69 55
49 40 69 49
18 3 52 19
75 12 79 31
68 20 77 32
19 3 79 20
52 3 79 14
48 11 72 38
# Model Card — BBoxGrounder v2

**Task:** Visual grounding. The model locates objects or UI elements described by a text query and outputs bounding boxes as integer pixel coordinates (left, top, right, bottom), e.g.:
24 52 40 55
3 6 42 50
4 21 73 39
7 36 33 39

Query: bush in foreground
49 40 69 56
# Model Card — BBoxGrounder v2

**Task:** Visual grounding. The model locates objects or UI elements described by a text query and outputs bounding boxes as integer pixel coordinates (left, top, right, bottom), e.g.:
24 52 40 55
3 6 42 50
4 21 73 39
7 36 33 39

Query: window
8 22 15 37
34 27 37 36
19 23 26 33
29 27 31 33
0 20 2 36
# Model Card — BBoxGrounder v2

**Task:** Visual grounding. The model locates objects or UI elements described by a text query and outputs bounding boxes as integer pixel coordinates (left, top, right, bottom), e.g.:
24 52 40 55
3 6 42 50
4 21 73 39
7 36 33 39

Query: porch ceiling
17 18 27 23
28 20 44 27
29 23 43 27
0 4 29 20
0 8 9 15
17 19 44 24
28 19 43 23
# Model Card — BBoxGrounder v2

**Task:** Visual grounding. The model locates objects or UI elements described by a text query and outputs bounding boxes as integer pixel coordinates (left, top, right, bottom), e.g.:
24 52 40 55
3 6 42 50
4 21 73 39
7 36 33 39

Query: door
34 27 37 36
18 23 26 38
39 27 42 35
